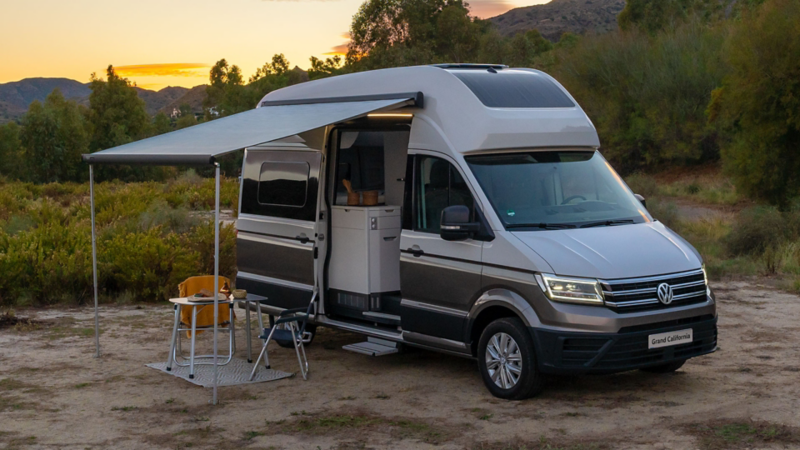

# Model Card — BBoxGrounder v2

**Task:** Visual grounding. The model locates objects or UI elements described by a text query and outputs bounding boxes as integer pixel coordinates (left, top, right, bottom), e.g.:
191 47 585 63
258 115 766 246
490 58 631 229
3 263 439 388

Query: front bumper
532 315 717 374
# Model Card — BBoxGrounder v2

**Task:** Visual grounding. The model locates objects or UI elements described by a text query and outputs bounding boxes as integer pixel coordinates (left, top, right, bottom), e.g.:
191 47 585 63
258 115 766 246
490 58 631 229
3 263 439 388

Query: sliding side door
236 149 322 309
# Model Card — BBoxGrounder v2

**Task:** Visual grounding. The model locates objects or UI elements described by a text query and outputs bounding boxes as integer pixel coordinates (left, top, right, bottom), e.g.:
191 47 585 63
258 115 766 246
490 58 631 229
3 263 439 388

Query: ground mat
146 358 293 387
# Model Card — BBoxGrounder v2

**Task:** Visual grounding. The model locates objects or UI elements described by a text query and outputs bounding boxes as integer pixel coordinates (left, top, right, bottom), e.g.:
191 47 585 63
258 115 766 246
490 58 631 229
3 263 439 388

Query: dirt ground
2 281 800 450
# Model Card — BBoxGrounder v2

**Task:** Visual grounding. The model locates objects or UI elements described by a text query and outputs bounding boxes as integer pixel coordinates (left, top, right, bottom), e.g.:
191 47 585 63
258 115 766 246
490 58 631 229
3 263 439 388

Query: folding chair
166 276 235 378
249 301 313 381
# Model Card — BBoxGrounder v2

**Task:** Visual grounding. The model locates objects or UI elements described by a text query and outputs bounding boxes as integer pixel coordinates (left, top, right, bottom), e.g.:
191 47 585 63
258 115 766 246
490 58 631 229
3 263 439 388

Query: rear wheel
478 317 544 400
640 359 686 373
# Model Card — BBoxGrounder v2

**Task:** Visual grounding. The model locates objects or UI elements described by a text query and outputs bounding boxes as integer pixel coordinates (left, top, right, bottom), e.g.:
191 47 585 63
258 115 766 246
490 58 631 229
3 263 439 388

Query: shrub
726 206 792 256
647 199 679 228
624 173 659 198
0 178 239 306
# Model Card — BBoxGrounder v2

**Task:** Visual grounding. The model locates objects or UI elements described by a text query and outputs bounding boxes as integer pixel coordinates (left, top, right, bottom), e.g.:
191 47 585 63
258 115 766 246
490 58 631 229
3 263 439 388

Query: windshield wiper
579 219 635 228
507 223 577 230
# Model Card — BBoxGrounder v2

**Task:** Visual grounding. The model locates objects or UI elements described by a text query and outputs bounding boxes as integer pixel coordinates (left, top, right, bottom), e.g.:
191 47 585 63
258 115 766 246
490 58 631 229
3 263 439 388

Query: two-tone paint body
235 65 717 375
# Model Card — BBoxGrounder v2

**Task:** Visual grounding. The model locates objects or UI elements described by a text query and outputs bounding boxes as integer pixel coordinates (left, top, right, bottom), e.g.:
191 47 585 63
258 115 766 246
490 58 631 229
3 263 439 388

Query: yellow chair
178 275 233 338
166 276 237 378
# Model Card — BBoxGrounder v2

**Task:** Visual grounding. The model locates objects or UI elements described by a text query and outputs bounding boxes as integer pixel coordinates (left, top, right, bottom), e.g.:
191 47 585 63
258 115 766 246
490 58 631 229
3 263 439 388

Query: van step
342 337 399 356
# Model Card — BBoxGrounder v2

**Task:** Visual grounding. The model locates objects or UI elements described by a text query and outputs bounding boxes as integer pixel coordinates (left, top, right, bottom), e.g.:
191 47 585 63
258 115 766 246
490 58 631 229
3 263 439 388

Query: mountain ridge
0 78 205 124
488 0 626 41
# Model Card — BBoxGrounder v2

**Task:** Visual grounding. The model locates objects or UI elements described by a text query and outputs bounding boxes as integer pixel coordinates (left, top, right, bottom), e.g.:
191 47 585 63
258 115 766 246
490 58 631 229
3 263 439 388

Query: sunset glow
0 0 549 90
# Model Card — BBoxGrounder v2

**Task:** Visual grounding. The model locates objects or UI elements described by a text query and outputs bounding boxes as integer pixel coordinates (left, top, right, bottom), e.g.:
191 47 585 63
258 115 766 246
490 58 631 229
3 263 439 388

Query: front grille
558 319 717 369
600 269 708 313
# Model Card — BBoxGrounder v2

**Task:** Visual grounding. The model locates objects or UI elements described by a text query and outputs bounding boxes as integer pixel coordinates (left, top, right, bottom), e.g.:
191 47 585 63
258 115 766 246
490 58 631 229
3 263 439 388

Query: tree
19 89 90 183
618 0 728 34
0 122 22 179
176 113 198 130
88 66 150 151
152 112 171 135
346 0 482 69
250 54 291 82
504 30 553 67
552 20 727 172
709 0 800 208
308 55 347 80
203 59 249 119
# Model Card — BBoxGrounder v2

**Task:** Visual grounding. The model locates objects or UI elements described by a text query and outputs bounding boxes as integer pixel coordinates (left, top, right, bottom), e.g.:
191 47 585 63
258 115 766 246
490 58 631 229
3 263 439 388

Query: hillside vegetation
489 0 625 40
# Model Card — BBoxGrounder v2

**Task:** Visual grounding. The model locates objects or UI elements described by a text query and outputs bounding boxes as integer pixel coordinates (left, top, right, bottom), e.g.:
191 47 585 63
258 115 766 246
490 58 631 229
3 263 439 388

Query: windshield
465 151 652 230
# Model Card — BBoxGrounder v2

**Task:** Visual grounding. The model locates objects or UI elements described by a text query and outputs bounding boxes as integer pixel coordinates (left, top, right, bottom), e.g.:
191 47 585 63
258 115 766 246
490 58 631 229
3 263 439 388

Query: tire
640 359 686 373
478 317 545 400
276 323 316 348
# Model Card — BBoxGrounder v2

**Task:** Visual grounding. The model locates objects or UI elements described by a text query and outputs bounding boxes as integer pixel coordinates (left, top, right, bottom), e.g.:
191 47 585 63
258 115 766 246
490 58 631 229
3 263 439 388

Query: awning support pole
212 163 220 405
90 165 100 358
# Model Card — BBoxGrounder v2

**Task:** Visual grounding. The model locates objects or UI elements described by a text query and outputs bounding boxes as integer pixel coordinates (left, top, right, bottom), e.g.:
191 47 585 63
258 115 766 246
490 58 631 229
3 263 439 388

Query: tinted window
415 156 474 233
258 161 309 207
240 152 319 221
451 70 575 108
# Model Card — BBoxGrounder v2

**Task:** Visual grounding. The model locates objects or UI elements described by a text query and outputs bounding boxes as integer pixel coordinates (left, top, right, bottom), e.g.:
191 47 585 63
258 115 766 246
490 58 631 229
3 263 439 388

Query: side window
240 153 319 221
258 161 309 207
414 156 475 234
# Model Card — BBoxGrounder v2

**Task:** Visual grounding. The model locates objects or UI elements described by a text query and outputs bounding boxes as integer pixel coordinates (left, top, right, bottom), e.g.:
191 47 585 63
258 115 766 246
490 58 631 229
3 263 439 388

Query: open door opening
323 120 412 329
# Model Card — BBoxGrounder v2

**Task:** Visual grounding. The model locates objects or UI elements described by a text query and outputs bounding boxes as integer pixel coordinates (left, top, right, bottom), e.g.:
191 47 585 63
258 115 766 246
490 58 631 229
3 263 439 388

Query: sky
0 0 549 90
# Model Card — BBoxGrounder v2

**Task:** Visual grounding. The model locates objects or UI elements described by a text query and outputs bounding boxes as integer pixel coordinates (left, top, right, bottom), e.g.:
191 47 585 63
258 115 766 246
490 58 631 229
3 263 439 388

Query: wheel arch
466 288 542 357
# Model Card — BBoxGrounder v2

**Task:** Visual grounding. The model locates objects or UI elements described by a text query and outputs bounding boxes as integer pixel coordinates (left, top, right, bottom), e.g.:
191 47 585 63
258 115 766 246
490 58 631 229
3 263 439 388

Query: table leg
256 304 264 332
189 306 197 379
166 305 180 371
245 301 252 363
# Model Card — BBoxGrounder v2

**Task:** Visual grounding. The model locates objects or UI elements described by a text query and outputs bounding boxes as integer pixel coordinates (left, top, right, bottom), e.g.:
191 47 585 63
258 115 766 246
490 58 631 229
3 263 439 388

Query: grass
625 166 742 207
111 406 138 412
686 419 800 449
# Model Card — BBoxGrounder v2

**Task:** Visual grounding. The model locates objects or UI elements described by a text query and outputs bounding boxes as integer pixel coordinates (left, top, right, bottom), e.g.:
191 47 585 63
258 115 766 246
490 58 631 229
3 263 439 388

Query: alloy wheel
485 332 522 389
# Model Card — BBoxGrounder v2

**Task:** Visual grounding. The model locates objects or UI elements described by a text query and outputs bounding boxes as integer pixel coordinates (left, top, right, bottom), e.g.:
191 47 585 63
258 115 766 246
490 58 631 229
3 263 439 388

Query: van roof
258 65 600 154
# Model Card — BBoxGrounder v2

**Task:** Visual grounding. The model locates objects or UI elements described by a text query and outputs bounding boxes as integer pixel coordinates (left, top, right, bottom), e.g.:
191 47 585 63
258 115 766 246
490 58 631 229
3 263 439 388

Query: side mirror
440 205 480 241
634 193 647 209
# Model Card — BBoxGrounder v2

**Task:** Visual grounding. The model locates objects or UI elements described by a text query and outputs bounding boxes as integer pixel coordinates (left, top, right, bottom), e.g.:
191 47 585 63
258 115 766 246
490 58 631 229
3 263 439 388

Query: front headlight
701 264 711 297
538 273 605 305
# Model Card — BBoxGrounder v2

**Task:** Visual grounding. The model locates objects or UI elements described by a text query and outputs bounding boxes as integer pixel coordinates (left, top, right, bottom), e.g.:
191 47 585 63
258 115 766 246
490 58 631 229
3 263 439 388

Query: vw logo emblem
657 283 674 305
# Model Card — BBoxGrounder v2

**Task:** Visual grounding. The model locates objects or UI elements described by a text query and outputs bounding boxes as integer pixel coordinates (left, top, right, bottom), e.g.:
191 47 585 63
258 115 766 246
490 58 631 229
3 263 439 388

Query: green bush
0 179 239 306
726 206 793 256
624 173 660 198
646 199 679 228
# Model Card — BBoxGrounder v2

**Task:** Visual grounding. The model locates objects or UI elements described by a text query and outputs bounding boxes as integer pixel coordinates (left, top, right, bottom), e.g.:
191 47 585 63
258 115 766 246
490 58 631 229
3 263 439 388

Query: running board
343 337 399 357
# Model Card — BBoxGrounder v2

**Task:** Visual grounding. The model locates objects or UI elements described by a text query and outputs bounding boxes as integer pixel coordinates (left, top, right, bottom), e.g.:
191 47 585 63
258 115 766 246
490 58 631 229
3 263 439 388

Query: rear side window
451 70 575 108
258 161 309 207
240 151 319 221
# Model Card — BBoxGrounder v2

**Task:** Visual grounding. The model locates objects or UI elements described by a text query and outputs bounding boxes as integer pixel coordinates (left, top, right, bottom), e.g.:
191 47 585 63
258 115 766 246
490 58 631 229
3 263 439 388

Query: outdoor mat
146 358 293 388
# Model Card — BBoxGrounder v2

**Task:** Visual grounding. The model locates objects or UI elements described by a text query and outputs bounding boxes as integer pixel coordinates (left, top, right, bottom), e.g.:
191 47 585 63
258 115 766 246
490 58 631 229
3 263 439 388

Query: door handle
406 246 424 257
296 234 310 244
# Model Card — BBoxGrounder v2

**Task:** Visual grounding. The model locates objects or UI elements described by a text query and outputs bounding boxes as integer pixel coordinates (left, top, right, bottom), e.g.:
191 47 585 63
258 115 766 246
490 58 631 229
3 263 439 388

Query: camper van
235 64 717 399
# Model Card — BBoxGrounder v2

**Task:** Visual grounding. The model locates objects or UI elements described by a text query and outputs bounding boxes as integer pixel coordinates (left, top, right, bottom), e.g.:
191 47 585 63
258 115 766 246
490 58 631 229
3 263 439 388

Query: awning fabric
81 97 415 165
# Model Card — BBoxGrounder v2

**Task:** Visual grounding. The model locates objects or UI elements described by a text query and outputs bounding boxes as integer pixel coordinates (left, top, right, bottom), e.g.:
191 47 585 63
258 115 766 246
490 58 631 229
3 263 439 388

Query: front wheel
478 317 545 400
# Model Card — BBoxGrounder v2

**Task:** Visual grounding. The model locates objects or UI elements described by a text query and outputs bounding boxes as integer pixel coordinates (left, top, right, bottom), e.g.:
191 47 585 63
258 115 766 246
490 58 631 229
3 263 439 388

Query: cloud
323 32 350 56
324 43 349 56
467 0 515 19
114 63 211 78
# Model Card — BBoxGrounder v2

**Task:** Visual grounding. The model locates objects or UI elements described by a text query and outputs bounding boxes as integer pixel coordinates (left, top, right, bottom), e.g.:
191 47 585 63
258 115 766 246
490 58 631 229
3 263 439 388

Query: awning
82 93 422 165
